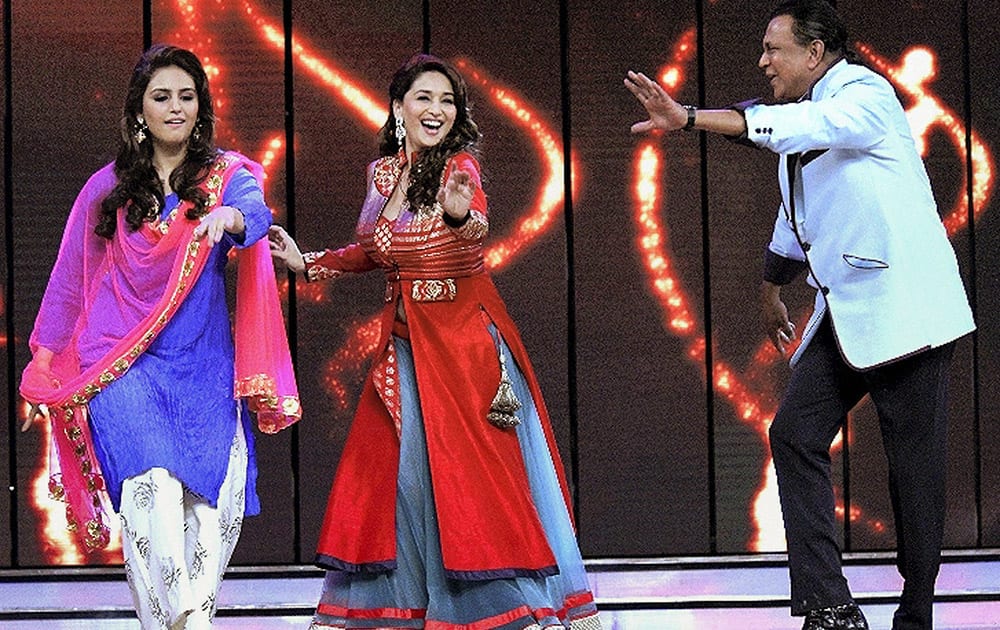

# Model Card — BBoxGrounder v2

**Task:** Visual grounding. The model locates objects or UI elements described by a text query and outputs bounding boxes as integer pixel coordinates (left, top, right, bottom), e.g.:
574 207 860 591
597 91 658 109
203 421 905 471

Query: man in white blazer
625 1 975 629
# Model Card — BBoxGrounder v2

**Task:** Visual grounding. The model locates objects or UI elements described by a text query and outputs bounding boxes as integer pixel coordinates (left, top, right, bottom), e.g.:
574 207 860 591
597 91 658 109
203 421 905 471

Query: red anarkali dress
306 151 601 629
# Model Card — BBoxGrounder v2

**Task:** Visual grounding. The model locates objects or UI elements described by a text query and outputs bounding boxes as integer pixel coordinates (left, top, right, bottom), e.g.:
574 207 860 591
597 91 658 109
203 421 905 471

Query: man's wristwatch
682 105 697 131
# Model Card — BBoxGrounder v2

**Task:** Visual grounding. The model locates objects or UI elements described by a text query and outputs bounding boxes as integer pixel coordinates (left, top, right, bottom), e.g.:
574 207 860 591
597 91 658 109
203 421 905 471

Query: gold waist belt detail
385 278 463 303
410 278 457 302
384 277 460 303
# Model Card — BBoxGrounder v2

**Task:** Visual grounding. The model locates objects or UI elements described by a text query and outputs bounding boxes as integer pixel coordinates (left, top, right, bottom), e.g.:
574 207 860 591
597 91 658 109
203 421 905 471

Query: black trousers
769 316 955 630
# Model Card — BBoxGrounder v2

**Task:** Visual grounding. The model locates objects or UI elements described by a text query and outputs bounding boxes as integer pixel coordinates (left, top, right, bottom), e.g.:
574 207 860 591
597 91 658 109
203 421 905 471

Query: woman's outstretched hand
194 205 246 244
21 402 48 432
437 169 476 221
268 225 305 273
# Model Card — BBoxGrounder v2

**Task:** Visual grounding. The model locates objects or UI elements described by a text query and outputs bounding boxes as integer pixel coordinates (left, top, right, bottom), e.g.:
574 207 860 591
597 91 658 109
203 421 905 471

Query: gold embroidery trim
451 209 489 241
410 278 457 302
303 251 344 283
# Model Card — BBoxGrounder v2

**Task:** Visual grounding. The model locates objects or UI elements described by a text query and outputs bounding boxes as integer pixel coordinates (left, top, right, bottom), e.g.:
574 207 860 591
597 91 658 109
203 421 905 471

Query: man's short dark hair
770 0 850 57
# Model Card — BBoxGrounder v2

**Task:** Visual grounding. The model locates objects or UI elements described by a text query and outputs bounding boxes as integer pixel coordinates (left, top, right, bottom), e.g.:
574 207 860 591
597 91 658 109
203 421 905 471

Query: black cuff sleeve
763 248 808 285
442 210 471 228
724 97 763 148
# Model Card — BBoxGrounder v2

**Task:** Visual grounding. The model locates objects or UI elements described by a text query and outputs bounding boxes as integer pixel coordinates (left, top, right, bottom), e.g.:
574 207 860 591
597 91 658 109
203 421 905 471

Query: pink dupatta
20 151 299 552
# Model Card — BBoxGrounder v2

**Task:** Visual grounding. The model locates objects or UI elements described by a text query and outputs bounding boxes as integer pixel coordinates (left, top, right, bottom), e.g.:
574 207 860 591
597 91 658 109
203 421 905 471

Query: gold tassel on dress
487 348 522 429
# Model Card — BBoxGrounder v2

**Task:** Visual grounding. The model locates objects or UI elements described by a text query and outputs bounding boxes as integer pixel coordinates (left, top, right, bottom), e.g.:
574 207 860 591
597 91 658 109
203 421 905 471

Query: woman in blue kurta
85 165 270 515
20 45 298 630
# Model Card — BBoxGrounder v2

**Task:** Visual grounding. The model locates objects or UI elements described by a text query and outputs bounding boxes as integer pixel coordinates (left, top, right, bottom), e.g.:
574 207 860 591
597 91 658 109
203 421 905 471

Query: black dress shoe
802 603 869 629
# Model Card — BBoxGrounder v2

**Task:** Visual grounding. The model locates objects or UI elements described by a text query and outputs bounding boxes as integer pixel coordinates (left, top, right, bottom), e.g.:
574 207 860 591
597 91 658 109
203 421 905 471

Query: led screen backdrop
2 0 997 567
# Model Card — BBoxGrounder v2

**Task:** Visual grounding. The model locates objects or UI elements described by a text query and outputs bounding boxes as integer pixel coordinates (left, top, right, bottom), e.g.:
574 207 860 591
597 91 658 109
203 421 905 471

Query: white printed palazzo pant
118 425 247 630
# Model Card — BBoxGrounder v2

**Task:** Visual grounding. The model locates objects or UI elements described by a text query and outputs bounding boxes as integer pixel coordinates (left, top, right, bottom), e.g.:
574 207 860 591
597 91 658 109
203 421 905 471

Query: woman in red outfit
270 53 601 629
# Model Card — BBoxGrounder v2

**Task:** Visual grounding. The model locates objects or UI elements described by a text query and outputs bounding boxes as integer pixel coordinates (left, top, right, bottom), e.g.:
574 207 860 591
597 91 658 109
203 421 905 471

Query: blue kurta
87 168 271 514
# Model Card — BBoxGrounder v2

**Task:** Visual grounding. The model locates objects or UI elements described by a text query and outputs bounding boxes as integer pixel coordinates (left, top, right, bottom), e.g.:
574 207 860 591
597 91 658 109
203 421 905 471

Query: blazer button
755 128 762 133
821 286 830 295
802 242 811 252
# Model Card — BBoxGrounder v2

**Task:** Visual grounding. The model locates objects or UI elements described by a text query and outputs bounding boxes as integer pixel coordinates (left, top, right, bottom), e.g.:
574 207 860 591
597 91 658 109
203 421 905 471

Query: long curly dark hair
95 44 218 238
377 53 481 211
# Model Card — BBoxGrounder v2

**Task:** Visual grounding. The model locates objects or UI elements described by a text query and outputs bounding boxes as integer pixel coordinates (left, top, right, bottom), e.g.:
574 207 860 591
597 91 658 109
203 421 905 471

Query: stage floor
1 551 998 629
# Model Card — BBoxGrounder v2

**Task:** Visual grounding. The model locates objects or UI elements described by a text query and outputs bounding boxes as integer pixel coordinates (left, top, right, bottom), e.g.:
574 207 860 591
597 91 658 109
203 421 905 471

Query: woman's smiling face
394 71 456 154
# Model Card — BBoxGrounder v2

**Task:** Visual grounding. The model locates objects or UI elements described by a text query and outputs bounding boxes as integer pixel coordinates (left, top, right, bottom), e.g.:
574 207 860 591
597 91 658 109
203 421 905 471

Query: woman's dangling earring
133 116 148 144
192 121 202 142
394 115 407 143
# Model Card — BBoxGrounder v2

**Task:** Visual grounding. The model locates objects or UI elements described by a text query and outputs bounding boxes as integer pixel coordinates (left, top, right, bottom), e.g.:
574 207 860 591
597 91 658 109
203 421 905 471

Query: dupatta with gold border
19 151 299 552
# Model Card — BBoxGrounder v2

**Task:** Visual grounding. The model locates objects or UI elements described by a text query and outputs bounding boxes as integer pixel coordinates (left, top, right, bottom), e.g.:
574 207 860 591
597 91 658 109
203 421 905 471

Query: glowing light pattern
171 0 234 144
456 58 580 270
634 145 696 337
856 44 994 234
658 28 696 91
634 131 789 550
634 35 994 551
241 0 386 130
321 318 383 412
257 134 285 180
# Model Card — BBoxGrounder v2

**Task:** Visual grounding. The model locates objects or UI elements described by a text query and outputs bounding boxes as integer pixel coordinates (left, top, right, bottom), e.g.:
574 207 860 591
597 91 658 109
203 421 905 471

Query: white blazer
744 60 974 369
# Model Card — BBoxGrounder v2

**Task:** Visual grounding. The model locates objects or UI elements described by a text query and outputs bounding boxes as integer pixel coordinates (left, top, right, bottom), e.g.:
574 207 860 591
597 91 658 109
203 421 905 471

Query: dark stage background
1 0 997 567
